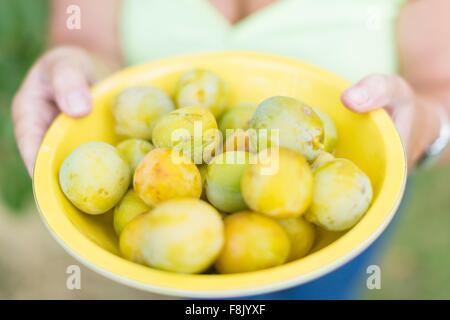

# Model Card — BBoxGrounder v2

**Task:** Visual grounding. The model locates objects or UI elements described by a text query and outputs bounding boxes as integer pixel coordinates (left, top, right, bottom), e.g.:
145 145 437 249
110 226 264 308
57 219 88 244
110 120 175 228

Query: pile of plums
59 69 373 274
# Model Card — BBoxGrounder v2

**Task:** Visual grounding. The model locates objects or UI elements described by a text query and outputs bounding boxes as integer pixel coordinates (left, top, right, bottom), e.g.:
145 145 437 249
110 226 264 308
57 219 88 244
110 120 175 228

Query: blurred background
0 0 449 299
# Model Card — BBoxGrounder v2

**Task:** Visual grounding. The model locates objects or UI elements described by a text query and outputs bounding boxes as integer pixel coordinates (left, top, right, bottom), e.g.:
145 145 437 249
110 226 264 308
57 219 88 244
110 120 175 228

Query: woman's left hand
341 74 441 169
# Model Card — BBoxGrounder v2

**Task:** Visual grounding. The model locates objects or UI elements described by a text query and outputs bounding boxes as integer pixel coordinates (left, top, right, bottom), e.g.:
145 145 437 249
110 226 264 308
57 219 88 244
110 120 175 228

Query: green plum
249 96 324 162
241 148 313 219
215 212 290 274
278 218 315 262
206 151 250 213
113 189 150 235
116 139 154 174
175 69 228 118
310 151 335 171
133 148 202 207
313 108 338 153
218 104 257 138
112 86 175 140
59 142 131 215
119 199 224 274
152 106 221 164
305 158 373 231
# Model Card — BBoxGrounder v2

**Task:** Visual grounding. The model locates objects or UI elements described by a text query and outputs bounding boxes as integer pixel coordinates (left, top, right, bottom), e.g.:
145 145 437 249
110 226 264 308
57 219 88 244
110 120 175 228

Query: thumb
341 74 414 113
50 61 92 117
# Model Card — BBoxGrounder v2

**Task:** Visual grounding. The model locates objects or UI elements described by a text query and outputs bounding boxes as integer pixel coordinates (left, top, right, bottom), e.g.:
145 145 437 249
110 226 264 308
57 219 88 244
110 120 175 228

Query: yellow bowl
33 52 406 298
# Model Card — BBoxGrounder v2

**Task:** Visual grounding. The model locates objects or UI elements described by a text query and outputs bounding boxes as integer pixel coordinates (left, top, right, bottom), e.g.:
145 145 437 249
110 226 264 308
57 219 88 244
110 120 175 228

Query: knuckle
51 61 87 88
46 46 89 69
45 46 81 60
367 74 387 83
364 74 391 96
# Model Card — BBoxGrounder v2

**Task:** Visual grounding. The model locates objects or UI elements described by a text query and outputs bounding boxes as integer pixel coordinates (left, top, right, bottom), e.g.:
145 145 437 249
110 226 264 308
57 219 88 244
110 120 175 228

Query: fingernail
66 91 91 116
346 88 369 106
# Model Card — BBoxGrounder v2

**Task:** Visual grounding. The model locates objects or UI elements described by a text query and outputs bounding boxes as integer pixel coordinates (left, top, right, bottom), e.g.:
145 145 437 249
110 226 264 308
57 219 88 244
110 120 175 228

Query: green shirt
121 0 406 81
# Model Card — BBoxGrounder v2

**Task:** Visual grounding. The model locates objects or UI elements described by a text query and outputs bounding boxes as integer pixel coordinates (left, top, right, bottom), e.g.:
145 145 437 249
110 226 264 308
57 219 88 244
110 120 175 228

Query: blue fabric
245 181 411 300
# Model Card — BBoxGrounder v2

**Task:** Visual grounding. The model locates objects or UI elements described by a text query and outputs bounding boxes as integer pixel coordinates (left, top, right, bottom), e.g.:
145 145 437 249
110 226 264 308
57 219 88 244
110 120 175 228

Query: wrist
413 96 450 168
409 96 440 165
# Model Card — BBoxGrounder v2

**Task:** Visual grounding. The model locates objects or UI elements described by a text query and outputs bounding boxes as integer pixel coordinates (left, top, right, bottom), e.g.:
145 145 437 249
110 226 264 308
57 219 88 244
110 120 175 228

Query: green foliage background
0 0 48 210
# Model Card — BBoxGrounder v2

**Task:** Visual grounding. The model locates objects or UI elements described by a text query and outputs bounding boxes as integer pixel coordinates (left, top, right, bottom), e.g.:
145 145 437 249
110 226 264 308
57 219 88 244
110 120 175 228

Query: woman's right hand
12 46 102 176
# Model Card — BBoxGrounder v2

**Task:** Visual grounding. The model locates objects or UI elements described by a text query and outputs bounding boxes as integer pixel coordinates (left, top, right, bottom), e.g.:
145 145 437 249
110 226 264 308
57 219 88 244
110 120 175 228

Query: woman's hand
341 74 442 169
12 46 107 176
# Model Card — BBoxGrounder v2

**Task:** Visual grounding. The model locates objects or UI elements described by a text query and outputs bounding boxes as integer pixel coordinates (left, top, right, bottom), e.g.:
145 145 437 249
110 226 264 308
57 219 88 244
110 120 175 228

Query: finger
12 93 59 176
50 61 92 117
341 74 414 113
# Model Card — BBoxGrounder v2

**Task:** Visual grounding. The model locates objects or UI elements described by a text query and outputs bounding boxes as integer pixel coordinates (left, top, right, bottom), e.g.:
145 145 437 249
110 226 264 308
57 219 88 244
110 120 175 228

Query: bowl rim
33 51 407 298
